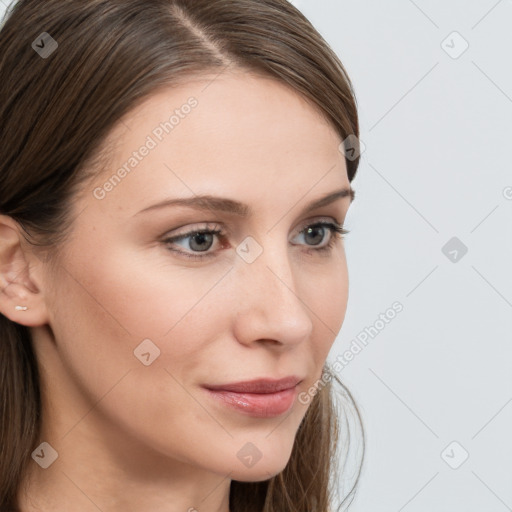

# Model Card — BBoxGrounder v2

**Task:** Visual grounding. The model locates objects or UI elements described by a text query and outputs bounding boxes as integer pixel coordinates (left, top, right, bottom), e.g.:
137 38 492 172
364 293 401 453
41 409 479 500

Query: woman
0 0 364 510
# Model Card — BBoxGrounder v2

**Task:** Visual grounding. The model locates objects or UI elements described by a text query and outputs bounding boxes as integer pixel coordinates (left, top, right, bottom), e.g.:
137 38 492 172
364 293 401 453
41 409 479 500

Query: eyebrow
134 187 355 217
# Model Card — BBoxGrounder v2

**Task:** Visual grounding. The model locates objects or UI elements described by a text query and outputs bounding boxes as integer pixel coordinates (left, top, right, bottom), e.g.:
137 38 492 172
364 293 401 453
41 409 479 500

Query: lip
202 376 303 418
203 376 303 394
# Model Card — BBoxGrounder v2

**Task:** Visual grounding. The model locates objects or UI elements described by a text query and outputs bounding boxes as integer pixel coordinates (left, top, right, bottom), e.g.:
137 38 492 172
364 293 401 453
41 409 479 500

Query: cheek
59 235 229 340
46 262 310 478
45 238 349 478
44 244 211 405
306 253 349 352
46 255 241 464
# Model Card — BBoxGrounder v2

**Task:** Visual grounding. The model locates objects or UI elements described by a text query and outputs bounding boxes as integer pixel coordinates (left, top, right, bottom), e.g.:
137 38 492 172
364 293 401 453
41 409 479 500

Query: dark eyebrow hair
133 187 355 217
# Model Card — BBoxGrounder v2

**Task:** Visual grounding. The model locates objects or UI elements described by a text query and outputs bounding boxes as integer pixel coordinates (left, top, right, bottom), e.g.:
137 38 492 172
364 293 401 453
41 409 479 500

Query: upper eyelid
163 216 343 238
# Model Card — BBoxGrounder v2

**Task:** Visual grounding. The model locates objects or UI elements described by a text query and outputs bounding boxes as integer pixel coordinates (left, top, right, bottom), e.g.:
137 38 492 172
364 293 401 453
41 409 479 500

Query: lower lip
203 386 298 418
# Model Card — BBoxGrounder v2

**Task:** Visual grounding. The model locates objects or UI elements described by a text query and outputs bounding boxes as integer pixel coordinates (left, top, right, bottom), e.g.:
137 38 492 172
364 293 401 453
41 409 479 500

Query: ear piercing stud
15 305 28 311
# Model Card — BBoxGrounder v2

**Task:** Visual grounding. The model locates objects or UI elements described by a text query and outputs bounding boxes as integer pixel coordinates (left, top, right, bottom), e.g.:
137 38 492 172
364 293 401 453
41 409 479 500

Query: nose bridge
232 234 313 345
240 233 295 298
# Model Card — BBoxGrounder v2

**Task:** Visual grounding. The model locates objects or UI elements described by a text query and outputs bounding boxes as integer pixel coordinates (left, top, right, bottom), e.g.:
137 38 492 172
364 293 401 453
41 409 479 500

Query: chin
227 439 295 482
231 461 289 483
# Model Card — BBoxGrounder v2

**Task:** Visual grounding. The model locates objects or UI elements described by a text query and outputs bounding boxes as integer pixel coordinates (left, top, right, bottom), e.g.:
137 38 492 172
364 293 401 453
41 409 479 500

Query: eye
162 223 224 260
292 221 348 250
162 220 349 261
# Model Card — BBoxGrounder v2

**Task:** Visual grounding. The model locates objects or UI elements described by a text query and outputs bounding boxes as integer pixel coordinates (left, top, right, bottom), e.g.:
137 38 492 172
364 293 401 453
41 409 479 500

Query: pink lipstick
202 376 302 418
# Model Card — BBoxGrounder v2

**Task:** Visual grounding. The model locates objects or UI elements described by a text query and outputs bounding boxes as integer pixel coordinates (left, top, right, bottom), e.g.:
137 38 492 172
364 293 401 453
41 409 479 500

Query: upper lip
203 376 303 394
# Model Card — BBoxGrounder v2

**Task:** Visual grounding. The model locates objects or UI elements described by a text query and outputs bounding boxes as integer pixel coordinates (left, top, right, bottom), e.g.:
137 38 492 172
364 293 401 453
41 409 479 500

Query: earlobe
0 214 49 327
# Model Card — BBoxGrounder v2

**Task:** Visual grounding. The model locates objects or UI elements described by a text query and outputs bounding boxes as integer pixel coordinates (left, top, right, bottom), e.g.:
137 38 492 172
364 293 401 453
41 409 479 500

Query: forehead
82 71 349 218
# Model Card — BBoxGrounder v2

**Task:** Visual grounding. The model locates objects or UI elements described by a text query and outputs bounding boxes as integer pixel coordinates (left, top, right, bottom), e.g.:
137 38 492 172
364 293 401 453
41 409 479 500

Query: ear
0 214 49 326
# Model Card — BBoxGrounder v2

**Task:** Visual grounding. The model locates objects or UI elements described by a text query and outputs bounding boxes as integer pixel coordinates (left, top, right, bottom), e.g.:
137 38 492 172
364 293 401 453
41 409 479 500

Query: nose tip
231 247 314 348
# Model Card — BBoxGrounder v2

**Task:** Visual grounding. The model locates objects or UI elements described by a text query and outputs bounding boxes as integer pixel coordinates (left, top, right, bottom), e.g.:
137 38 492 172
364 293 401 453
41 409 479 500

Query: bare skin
0 70 354 512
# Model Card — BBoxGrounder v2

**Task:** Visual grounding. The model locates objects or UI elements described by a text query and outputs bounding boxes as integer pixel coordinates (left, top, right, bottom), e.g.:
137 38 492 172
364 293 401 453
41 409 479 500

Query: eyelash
162 221 350 261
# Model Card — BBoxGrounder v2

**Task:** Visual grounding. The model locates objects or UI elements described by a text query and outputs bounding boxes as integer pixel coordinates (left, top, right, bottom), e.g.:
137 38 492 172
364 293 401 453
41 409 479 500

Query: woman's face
31 71 353 482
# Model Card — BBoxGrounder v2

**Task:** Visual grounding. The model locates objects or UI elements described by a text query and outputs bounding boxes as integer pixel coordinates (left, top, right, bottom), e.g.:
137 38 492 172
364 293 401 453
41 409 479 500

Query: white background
289 1 512 510
2 1 511 510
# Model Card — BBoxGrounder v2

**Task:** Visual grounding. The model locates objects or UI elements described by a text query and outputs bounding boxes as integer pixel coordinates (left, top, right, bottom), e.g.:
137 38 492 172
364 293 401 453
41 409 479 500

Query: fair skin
0 70 353 512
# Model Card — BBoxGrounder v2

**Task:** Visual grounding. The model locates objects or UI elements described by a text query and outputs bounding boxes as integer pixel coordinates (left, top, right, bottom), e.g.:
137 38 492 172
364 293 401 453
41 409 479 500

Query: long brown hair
0 0 364 510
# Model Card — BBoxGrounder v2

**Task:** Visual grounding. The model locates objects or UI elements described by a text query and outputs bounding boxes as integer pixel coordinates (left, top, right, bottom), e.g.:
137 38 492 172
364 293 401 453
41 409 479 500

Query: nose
231 238 314 349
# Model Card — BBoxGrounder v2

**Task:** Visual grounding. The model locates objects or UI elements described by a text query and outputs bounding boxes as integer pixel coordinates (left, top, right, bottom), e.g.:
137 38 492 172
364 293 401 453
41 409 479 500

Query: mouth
202 376 303 418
